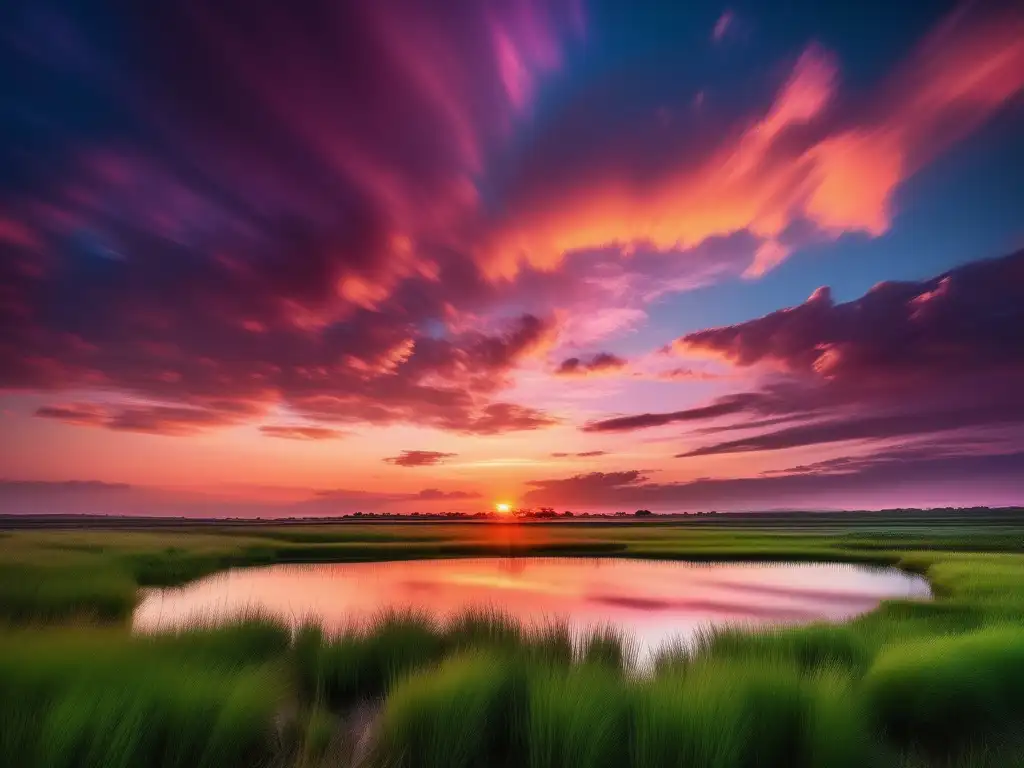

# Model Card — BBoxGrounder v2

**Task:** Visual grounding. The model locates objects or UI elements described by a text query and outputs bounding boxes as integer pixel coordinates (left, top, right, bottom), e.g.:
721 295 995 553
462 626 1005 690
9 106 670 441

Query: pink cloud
555 352 628 377
384 450 457 467
712 11 734 43
0 217 41 250
481 5 1024 280
259 425 346 441
35 401 262 435
585 251 1024 462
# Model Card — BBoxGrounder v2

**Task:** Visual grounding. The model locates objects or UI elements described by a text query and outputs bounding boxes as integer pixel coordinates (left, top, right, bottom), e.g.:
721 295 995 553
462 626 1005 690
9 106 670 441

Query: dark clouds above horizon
1 0 1023 513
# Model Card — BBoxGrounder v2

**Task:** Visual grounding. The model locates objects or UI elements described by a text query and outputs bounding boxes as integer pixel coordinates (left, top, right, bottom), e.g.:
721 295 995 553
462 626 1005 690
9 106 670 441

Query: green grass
865 627 1024 755
0 628 284 768
371 652 530 768
580 624 640 671
686 622 875 673
528 665 632 768
3 511 1024 766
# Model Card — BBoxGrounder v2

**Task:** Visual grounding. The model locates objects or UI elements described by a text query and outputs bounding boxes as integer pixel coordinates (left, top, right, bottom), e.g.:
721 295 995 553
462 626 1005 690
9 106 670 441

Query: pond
134 558 930 656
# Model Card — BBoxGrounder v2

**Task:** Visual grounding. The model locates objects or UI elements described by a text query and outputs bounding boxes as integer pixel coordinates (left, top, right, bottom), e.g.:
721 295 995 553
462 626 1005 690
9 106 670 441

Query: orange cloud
483 5 1024 280
259 425 346 440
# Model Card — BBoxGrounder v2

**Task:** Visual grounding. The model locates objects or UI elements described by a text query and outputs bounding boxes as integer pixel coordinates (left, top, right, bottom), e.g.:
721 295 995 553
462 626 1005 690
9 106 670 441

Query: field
2 510 1024 767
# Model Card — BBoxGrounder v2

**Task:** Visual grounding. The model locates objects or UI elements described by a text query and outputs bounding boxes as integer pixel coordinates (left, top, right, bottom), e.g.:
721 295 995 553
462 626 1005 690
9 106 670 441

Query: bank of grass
3 514 1024 623
3 513 1024 766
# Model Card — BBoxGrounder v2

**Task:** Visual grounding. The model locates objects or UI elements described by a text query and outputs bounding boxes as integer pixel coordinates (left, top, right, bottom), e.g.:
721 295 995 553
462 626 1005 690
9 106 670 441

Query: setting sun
495 503 512 515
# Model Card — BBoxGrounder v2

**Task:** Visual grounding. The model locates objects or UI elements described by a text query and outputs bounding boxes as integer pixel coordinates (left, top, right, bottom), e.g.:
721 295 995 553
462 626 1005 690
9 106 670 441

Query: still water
134 558 929 655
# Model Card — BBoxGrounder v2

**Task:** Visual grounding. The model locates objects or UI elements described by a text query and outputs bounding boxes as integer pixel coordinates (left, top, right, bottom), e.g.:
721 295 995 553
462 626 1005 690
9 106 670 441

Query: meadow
2 510 1024 767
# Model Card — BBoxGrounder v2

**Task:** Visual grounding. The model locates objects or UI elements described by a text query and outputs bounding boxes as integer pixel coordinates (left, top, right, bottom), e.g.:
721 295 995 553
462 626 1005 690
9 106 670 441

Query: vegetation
2 510 1024 766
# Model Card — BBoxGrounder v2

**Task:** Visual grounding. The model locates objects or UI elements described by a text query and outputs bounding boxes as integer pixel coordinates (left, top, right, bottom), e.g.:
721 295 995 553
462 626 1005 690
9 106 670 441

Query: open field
2 510 1024 767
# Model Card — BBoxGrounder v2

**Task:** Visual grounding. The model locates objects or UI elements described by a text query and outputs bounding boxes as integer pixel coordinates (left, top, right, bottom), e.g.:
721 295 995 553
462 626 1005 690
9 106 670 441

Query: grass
864 627 1024 755
0 627 284 768
2 511 1024 766
371 652 530 768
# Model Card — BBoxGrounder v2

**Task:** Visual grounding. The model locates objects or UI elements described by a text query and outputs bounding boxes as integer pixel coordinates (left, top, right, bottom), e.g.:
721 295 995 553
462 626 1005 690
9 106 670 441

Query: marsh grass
298 610 446 708
689 622 875 672
528 665 631 768
631 658 882 768
371 652 530 768
0 629 284 768
579 624 640 672
294 608 585 709
6 514 1024 766
864 626 1024 754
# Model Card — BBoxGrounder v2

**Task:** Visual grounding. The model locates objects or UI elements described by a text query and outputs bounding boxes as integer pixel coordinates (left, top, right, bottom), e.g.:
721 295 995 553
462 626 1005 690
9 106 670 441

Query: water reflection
134 558 930 656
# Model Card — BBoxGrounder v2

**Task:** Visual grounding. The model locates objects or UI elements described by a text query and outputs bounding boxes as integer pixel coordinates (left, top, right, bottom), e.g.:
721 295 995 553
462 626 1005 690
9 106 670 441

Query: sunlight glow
495 502 512 515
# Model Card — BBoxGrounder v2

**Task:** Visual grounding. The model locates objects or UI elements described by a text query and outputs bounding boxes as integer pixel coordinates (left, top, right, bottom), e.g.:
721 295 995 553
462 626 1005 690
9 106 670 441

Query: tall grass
528 665 631 768
0 630 284 768
371 653 529 768
687 622 875 672
294 608 587 709
371 654 882 768
864 626 1024 754
580 624 640 672
296 610 446 707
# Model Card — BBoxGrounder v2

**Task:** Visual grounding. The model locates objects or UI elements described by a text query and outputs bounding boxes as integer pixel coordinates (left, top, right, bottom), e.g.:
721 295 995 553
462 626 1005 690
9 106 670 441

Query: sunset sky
2 0 1023 515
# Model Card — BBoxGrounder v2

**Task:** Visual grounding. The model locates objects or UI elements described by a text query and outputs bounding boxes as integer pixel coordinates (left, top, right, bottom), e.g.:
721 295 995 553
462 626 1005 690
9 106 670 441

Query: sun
494 502 512 515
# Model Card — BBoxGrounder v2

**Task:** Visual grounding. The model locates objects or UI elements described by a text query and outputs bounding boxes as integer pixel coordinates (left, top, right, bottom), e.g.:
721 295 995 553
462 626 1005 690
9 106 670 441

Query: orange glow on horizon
495 502 512 515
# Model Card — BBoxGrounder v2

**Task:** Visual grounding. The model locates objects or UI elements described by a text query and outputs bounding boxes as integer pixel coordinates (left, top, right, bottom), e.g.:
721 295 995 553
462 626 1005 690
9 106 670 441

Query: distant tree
562 510 574 517
634 509 652 517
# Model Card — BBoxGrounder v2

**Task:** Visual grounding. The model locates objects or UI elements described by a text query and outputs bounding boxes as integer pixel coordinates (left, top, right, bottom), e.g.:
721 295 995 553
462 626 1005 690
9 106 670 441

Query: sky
1 0 1023 516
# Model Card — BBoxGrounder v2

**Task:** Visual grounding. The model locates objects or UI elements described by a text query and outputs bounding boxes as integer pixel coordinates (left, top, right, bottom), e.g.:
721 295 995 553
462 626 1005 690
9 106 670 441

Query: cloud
550 450 608 458
307 485 482 508
259 425 346 441
3 0 1023 451
35 402 259 435
383 450 458 467
589 250 1024 457
555 352 627 377
678 252 1024 382
0 479 132 493
34 404 108 428
0 0 578 438
415 488 482 500
677 402 1024 459
13 304 560 435
712 11 734 42
482 4 1024 279
0 479 138 516
583 393 773 432
522 448 1024 511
